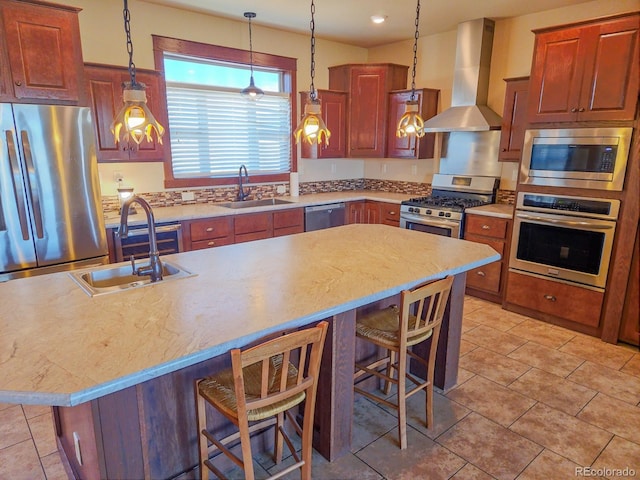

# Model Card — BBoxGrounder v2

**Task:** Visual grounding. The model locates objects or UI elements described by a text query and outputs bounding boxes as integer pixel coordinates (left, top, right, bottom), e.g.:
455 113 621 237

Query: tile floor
1 296 639 479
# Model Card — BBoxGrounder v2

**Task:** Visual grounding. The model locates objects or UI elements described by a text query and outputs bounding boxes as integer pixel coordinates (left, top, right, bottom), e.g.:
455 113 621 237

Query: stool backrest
230 321 328 416
401 276 453 342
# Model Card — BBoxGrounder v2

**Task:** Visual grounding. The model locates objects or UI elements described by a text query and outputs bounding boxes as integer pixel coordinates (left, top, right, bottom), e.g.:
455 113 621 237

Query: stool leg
196 387 209 480
274 411 284 464
383 350 395 395
301 396 314 480
238 416 255 480
397 348 407 450
426 381 434 428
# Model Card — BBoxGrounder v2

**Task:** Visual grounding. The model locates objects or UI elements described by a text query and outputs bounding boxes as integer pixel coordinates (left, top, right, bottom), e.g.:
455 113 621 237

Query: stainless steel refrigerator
0 104 108 281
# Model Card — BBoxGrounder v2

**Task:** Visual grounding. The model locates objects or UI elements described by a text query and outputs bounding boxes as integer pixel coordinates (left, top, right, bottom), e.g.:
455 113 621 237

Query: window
152 36 297 188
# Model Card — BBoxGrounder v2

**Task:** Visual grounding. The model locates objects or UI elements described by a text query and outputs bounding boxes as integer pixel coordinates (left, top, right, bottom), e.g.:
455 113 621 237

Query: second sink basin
70 261 195 297
218 198 293 209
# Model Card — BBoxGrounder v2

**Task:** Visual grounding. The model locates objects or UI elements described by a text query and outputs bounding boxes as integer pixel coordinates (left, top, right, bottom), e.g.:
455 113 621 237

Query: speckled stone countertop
465 204 514 219
103 191 413 228
0 224 499 407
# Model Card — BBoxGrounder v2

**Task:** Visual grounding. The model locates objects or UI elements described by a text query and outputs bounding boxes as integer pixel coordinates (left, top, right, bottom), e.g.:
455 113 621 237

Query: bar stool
353 276 453 449
196 321 328 480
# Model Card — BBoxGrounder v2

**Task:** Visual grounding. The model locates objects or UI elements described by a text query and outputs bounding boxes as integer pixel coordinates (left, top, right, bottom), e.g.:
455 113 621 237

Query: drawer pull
544 294 556 302
207 241 215 246
481 225 491 230
206 227 214 232
476 271 486 277
388 211 396 215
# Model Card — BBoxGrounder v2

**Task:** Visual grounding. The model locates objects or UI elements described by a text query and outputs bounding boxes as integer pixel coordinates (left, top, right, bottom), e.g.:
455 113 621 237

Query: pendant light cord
309 0 317 100
123 0 137 87
248 14 255 77
410 0 421 101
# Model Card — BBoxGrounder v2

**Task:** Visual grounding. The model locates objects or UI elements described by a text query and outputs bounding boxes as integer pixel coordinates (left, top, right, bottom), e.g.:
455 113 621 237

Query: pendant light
111 0 165 147
396 0 425 138
293 0 330 146
241 12 264 100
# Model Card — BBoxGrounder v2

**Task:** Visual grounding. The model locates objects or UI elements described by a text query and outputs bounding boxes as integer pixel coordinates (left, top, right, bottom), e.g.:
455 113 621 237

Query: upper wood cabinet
299 89 347 159
528 12 639 124
85 63 168 162
329 64 408 158
498 77 529 162
0 0 87 104
387 88 439 159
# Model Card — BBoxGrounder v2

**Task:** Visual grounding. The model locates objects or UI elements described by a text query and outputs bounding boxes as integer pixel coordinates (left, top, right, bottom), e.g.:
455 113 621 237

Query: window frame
152 35 297 188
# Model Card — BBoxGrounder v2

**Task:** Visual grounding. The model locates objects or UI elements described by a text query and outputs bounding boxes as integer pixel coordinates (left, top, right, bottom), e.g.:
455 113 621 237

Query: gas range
400 174 499 238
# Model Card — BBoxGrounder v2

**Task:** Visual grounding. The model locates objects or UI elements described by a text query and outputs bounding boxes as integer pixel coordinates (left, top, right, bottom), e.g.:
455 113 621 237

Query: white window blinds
165 84 292 178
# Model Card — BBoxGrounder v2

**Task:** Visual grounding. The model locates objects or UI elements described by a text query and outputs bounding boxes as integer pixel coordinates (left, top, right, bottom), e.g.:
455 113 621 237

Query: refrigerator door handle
21 131 44 239
5 130 31 240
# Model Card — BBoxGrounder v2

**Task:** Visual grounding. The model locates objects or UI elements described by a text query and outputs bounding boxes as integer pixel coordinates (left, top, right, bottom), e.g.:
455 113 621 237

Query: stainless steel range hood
422 18 502 132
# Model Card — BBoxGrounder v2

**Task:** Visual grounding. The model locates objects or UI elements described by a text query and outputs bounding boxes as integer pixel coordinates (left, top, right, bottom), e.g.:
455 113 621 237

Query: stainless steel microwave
519 127 633 191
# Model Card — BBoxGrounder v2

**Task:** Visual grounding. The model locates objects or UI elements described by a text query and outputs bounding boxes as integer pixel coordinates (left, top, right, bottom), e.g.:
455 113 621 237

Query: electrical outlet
113 171 123 183
73 431 83 466
276 185 286 194
181 191 195 201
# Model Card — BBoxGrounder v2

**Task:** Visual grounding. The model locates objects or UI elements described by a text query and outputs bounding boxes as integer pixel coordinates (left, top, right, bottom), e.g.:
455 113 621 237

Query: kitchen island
0 224 499 479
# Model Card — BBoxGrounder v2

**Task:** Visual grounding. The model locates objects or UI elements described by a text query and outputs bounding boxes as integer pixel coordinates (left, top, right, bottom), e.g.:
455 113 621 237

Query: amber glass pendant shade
397 101 425 138
111 83 165 146
294 100 330 146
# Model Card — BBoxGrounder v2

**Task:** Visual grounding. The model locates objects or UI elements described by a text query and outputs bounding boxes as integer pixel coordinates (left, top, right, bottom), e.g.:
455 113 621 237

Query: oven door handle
516 213 614 230
401 213 460 228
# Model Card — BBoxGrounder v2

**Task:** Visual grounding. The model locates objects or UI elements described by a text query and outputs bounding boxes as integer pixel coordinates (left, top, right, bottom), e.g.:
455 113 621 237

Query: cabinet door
365 201 381 224
379 202 400 227
273 208 304 236
387 89 439 159
85 64 167 162
234 212 273 243
300 90 346 159
2 2 85 103
619 225 639 345
349 67 388 157
347 201 365 224
578 14 639 122
498 78 529 162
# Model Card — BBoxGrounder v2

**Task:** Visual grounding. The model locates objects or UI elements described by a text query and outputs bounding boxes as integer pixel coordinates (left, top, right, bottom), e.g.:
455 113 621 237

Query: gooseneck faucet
237 164 250 201
118 195 163 283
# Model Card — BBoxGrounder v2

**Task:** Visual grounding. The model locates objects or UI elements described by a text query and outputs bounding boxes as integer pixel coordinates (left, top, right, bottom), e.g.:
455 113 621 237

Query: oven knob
409 207 416 213
426 209 432 215
445 212 451 217
438 211 445 217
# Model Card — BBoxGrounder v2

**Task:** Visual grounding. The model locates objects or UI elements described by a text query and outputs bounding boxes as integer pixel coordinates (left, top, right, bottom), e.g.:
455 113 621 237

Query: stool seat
355 305 433 348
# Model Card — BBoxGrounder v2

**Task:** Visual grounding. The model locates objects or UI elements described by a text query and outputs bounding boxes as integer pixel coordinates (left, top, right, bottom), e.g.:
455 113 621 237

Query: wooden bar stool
353 276 453 449
196 321 328 480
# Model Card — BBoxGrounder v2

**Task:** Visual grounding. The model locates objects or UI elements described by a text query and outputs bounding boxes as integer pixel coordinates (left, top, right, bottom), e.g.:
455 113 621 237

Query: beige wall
67 0 639 195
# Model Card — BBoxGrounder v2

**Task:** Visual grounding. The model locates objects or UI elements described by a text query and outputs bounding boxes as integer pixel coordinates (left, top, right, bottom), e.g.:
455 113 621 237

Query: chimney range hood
422 18 502 132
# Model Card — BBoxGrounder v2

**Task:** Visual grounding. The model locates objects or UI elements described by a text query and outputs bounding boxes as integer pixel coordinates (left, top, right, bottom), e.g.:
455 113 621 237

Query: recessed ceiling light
371 15 387 24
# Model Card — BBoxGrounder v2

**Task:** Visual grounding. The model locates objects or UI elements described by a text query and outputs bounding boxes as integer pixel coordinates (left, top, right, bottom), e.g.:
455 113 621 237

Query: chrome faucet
237 164 250 201
118 195 163 283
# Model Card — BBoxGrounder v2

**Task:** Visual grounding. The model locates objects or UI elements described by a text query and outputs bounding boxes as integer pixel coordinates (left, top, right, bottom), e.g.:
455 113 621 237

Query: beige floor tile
449 463 494 480
0 404 32 450
459 338 478 356
507 319 576 349
438 412 542 480
560 336 635 370
509 368 597 416
40 451 71 480
578 393 640 444
462 324 527 355
462 296 489 314
273 448 383 480
446 375 535 427
0 402 15 411
0 439 46 480
356 427 466 480
459 346 530 386
592 436 640 479
27 411 58 458
511 403 612 466
22 404 51 419
455 367 475 387
464 307 525 332
461 318 481 333
404 390 471 439
351 396 397 452
622 353 640 379
508 341 584 377
517 449 606 480
568 362 640 406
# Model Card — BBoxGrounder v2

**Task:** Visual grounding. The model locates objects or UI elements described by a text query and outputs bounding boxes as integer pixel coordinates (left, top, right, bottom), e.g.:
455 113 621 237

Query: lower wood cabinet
505 271 604 330
619 225 639 345
234 212 273 244
184 216 234 251
347 201 366 224
347 200 399 226
463 214 510 303
273 208 304 237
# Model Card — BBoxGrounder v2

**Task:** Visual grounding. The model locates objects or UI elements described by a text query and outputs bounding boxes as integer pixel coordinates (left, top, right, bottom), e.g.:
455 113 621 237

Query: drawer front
190 217 233 241
467 261 502 294
381 203 400 226
273 208 304 230
234 212 273 236
463 235 504 256
506 272 603 327
465 215 508 239
190 236 234 250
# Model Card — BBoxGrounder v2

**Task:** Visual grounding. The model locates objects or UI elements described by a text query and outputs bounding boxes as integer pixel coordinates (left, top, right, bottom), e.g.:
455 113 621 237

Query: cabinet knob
481 225 491 230
207 241 215 246
571 107 578 113
578 107 585 112
544 294 556 302
501 148 507 152
476 271 486 277
388 211 396 215
14 80 22 86
206 227 214 232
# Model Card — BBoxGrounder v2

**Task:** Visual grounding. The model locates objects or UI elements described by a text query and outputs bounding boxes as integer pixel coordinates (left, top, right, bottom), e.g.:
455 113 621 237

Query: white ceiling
141 0 594 48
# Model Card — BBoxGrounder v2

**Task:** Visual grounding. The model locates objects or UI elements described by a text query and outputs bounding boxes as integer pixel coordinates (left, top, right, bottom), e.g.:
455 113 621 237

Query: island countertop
0 224 499 407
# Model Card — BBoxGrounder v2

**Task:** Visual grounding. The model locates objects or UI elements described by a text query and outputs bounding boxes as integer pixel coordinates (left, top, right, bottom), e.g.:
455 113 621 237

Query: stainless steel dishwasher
304 203 346 231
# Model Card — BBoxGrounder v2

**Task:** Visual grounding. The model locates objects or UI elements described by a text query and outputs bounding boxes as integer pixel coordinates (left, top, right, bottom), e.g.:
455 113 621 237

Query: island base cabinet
505 271 604 332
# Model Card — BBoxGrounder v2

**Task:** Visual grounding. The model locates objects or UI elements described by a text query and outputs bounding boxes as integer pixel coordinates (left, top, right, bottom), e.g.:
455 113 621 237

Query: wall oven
509 193 619 290
520 127 632 191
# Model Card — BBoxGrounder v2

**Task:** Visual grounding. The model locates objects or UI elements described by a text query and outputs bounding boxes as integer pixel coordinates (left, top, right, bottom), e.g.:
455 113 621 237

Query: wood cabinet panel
273 208 304 236
506 271 604 328
0 0 86 104
347 201 365 224
387 89 439 159
185 216 234 250
299 90 347 158
467 262 502 294
85 63 167 162
234 212 273 243
619 225 639 345
528 13 639 123
498 77 529 162
465 215 508 239
379 202 400 227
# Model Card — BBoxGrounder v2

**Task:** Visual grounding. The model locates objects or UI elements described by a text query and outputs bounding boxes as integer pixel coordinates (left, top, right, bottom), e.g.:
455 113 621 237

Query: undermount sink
218 198 293 209
70 261 195 297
